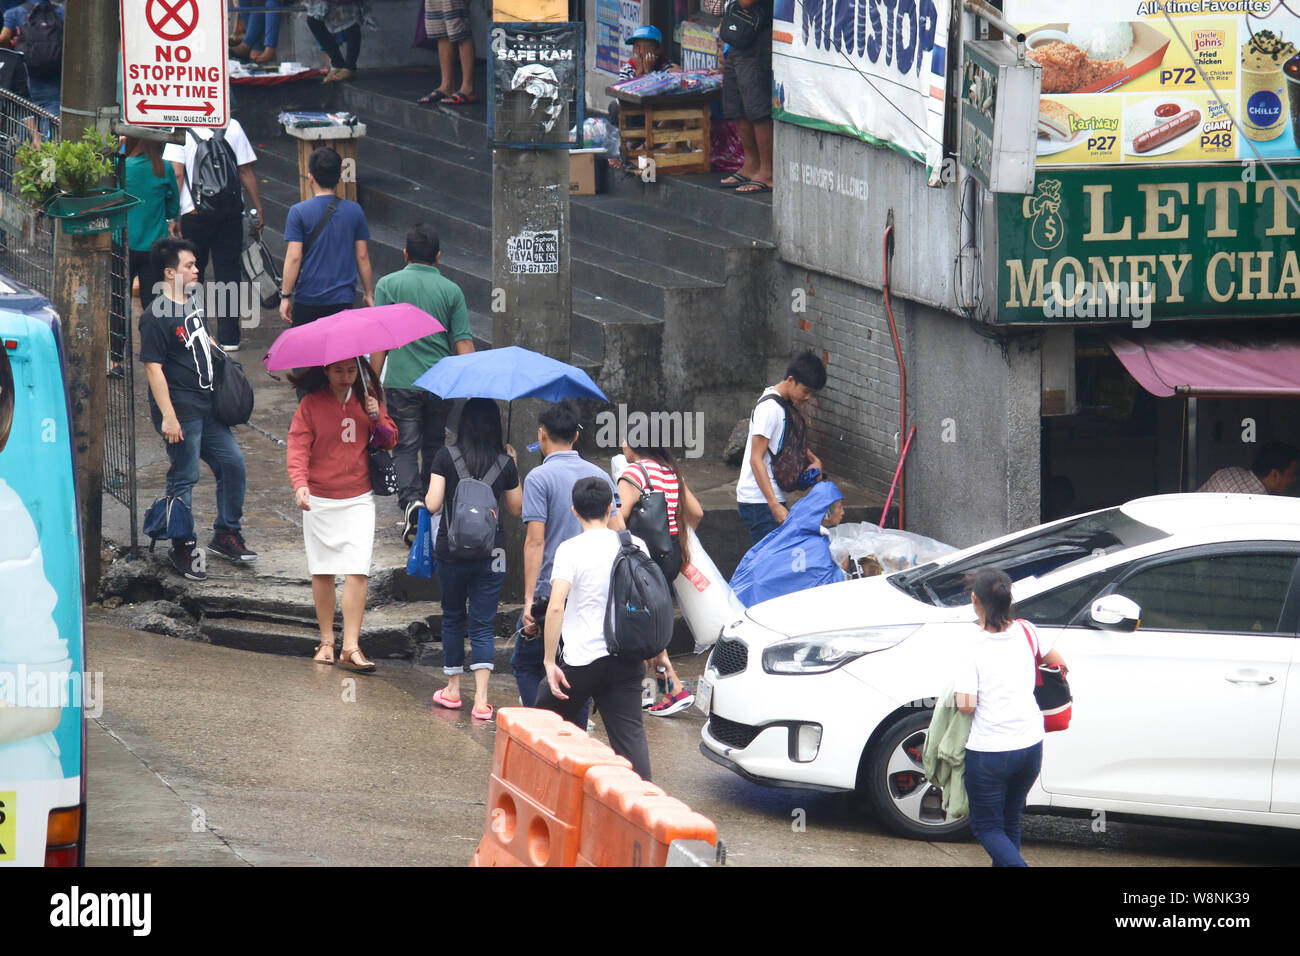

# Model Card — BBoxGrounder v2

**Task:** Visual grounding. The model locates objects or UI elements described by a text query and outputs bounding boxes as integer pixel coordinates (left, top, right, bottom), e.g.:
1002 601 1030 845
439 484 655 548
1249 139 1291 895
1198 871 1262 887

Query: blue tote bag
406 506 436 578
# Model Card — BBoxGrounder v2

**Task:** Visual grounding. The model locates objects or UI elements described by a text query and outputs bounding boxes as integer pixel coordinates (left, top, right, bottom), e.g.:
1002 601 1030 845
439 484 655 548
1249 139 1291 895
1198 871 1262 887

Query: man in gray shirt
514 400 623 712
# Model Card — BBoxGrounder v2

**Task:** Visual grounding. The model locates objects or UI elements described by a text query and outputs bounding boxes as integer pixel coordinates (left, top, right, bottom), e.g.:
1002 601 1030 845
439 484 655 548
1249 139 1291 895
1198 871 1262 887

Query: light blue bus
0 274 86 866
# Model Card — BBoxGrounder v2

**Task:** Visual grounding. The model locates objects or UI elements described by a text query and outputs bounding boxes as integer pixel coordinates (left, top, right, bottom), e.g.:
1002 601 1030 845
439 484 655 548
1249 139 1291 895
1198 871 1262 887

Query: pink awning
1109 334 1300 398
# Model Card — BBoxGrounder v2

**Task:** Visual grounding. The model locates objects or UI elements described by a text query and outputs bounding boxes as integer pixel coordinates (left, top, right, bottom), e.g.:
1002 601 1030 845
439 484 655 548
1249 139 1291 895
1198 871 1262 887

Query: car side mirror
1090 594 1141 632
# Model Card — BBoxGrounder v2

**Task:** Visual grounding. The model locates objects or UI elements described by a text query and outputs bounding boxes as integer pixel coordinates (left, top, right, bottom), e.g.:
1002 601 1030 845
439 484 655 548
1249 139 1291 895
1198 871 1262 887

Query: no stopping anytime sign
120 0 228 127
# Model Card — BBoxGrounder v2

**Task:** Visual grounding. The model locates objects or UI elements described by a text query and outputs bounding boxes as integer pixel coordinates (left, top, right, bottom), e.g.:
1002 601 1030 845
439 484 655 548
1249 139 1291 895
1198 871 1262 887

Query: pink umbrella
263 303 446 371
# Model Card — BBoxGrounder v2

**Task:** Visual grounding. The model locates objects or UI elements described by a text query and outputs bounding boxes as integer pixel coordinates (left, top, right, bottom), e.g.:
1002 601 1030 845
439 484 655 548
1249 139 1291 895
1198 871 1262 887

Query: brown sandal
313 643 335 665
339 647 376 672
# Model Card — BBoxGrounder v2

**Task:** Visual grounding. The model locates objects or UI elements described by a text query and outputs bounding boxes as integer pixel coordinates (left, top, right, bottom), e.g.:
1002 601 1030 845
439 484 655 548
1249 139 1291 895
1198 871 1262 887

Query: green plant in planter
14 128 120 208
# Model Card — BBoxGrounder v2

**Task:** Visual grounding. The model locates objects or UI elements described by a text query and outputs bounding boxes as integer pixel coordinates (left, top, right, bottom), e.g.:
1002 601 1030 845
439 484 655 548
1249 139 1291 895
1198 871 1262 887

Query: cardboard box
493 0 566 21
569 148 608 195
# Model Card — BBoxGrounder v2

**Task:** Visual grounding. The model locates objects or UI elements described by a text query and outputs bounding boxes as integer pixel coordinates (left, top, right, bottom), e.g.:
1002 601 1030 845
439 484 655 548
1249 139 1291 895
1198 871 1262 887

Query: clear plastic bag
827 523 956 576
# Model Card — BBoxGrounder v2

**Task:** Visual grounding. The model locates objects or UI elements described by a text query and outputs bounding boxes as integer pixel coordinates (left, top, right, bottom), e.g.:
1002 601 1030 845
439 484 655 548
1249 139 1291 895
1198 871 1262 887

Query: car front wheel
862 711 971 841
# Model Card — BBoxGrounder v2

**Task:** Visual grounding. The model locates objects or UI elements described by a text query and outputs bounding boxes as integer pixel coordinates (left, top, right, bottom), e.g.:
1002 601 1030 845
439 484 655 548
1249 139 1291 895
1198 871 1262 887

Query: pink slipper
432 687 462 709
471 703 495 721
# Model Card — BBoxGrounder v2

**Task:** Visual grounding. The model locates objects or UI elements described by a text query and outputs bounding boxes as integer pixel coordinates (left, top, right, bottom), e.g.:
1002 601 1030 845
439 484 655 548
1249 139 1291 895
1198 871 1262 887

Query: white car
699 494 1300 839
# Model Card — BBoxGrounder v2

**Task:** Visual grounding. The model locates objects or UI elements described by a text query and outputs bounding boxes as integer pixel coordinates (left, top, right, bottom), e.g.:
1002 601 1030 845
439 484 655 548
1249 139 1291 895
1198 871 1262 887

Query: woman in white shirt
954 568 1068 866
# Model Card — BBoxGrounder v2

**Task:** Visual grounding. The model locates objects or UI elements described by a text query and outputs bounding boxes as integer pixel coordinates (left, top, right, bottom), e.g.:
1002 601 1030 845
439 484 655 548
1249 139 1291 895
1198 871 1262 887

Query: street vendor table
281 121 367 203
605 85 719 176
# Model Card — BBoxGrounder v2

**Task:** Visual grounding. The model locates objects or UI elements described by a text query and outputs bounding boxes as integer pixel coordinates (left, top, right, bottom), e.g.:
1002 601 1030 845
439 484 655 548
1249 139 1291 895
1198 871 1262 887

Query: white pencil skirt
303 492 376 576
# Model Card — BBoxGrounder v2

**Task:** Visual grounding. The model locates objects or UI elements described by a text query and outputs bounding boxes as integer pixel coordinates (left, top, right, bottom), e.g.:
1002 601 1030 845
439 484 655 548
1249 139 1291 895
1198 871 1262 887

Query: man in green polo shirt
369 223 475 542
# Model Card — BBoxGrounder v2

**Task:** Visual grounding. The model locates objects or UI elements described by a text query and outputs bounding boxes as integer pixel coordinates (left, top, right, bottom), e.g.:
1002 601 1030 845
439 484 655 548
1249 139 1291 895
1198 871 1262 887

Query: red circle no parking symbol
146 0 199 42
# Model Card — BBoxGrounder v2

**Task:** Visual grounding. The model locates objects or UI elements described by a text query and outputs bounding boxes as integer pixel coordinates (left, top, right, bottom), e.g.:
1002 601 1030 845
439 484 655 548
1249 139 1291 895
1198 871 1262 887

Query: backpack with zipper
621 461 674 562
445 446 507 561
18 1 62 81
753 393 807 493
604 531 673 659
188 129 243 220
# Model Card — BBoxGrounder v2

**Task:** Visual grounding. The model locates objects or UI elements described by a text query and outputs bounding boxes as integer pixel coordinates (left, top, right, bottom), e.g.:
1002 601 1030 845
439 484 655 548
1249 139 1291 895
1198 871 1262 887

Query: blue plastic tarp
730 480 845 608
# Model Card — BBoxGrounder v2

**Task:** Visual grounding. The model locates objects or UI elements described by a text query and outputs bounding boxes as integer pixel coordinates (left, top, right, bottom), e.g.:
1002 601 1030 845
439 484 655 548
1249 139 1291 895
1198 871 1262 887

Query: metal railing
0 88 138 549
0 87 57 292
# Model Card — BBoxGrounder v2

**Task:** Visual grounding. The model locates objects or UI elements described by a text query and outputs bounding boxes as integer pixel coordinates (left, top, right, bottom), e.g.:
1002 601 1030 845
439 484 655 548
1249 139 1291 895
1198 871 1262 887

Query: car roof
1122 493 1300 534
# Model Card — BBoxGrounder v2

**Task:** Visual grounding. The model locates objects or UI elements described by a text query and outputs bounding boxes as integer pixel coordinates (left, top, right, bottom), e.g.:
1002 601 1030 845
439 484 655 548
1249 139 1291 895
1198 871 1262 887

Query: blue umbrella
413 346 608 438
413 345 608 402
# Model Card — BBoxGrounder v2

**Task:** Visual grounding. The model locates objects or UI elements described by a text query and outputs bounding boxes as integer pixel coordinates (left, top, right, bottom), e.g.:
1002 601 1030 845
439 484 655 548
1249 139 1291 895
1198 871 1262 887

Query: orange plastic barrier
575 765 717 867
471 707 632 867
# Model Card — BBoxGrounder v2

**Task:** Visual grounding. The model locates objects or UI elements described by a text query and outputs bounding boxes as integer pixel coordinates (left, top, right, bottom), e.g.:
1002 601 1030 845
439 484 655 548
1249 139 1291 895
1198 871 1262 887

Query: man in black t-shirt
140 238 256 580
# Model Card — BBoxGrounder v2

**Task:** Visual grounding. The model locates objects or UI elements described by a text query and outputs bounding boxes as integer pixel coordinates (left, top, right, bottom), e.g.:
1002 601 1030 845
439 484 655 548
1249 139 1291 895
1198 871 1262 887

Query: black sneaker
209 530 258 563
171 540 207 580
402 501 420 545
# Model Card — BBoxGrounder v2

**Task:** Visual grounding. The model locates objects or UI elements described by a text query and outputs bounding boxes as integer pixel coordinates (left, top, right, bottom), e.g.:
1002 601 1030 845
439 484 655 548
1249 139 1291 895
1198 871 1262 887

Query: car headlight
761 626 919 675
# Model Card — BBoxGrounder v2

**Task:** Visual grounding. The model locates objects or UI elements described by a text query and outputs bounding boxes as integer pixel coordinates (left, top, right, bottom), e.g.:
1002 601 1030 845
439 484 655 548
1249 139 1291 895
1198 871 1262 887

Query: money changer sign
997 164 1300 323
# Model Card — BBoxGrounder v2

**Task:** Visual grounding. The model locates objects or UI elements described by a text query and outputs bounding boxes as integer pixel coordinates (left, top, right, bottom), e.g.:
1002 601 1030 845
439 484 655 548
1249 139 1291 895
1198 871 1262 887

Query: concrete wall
904 310 1043 548
767 117 1043 548
774 261 904 497
773 121 964 316
277 0 486 71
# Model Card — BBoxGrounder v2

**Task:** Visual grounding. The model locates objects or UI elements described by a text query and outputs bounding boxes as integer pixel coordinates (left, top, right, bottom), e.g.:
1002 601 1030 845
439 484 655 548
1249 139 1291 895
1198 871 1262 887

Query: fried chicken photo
1028 41 1126 94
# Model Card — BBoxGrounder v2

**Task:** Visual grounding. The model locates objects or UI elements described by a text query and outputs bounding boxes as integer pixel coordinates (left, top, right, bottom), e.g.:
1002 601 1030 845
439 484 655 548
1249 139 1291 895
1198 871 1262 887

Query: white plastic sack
673 527 745 653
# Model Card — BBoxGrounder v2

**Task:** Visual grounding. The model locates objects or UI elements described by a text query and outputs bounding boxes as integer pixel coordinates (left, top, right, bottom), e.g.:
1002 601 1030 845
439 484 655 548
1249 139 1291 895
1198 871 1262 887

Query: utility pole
54 0 121 592
490 20 577 603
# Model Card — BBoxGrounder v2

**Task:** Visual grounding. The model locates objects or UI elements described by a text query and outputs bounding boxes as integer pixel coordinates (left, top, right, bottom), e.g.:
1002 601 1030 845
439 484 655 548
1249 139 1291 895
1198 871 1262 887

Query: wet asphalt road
86 621 1300 867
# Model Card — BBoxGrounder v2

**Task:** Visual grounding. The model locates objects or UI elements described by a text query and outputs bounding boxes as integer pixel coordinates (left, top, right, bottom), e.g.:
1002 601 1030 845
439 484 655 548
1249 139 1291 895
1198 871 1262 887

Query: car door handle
1224 670 1277 685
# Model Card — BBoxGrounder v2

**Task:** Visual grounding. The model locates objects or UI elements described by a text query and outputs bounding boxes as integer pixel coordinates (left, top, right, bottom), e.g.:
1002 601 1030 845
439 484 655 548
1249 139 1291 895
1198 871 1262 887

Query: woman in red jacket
288 359 397 672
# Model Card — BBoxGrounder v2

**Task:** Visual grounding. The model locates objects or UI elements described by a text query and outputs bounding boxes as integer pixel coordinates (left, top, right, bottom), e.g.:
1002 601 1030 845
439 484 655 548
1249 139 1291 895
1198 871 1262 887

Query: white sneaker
220 343 240 353
641 677 656 709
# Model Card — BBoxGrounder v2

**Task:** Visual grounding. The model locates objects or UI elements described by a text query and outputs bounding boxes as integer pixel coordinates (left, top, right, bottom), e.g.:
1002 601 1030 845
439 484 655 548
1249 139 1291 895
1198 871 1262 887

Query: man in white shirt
537 476 652 780
736 350 826 546
163 118 265 352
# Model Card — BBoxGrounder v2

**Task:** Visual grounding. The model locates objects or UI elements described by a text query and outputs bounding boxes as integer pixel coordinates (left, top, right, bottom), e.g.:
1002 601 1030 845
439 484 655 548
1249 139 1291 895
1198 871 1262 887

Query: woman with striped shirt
616 440 703 716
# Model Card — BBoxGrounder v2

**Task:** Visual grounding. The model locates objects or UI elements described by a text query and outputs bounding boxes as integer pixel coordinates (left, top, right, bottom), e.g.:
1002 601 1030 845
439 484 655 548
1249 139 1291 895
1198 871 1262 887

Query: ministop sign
121 0 228 127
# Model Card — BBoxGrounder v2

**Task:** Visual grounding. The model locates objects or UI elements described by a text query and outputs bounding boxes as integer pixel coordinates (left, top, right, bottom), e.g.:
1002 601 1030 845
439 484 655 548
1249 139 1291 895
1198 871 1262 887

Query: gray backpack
446 446 507 561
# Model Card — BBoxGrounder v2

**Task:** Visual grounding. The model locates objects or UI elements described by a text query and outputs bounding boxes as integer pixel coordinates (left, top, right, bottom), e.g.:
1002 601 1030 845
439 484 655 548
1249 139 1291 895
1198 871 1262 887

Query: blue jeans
737 501 780 546
437 556 504 674
155 409 247 538
27 79 59 138
965 742 1043 867
510 612 590 727
241 0 282 49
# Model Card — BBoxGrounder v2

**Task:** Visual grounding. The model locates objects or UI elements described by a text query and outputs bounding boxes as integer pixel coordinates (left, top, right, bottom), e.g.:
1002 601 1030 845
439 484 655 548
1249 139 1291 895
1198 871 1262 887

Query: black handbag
720 0 767 51
212 348 254 427
621 462 674 560
369 444 399 496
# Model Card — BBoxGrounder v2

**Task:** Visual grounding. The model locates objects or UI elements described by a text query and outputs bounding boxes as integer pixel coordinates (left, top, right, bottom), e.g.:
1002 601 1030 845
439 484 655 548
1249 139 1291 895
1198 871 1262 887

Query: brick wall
775 261 905 498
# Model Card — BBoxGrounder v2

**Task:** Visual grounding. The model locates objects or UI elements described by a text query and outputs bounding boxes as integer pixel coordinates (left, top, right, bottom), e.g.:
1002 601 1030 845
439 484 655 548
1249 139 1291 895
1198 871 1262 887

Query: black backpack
754 393 807 493
446 447 507 561
604 531 674 660
189 130 243 220
18 1 61 81
212 348 254 427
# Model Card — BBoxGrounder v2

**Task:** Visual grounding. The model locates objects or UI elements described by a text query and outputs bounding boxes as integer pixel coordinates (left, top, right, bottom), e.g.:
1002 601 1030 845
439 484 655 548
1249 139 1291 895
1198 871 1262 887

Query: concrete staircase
242 69 777 444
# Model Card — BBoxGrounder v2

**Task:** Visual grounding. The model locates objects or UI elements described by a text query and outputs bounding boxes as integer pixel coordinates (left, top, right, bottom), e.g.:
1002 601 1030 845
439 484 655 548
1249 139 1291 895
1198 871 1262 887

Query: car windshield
889 509 1169 607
